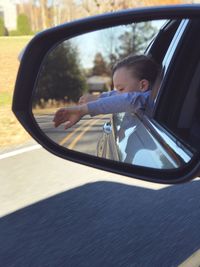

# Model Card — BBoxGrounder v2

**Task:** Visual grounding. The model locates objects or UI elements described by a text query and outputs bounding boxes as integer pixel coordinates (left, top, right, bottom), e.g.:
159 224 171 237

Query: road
34 114 110 155
1 144 200 266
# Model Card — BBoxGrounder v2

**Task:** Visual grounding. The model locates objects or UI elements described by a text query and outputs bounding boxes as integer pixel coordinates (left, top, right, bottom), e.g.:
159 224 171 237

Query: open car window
146 19 188 115
175 57 200 151
155 19 200 153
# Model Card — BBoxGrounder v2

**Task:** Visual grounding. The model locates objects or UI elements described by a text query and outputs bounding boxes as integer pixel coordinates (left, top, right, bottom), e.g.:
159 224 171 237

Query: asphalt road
1 144 200 266
34 114 110 156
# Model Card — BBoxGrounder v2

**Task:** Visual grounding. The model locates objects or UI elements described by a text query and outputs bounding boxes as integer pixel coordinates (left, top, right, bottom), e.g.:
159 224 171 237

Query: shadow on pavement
0 180 200 266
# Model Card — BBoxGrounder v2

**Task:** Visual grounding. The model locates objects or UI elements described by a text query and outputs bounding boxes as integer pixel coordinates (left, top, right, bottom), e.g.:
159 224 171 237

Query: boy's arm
99 90 118 98
88 91 150 116
53 105 89 129
53 91 150 129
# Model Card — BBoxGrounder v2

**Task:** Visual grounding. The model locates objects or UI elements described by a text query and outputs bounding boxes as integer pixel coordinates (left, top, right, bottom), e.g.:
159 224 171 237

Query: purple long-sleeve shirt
87 90 150 116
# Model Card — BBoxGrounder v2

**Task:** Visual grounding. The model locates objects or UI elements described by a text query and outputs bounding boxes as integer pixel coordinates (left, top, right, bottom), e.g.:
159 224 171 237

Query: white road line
0 144 41 160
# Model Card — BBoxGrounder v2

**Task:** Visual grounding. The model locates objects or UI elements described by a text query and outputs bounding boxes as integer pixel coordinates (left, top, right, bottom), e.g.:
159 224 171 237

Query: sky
68 19 167 69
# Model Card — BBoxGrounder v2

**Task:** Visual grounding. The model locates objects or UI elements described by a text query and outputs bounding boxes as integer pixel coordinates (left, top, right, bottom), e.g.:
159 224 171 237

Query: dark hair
112 54 160 87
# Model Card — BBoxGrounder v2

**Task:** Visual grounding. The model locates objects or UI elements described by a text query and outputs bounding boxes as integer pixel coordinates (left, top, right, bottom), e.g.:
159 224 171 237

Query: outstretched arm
53 104 89 129
88 91 150 116
53 91 150 129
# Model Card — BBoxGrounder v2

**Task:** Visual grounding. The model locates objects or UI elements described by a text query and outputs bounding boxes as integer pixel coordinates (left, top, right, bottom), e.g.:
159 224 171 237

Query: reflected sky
68 20 167 68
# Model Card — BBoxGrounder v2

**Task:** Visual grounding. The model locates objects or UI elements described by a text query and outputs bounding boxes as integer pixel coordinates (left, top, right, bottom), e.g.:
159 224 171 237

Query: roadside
0 36 32 151
0 106 33 153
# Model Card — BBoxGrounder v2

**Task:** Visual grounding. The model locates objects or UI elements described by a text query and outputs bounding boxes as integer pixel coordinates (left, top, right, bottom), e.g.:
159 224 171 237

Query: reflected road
35 114 110 155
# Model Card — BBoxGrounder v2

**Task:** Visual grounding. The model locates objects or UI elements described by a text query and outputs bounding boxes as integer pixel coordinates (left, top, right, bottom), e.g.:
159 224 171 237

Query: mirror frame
12 5 200 184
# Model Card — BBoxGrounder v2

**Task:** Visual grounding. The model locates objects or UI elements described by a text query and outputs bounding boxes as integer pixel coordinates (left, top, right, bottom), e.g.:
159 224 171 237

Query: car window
146 19 189 115
154 19 200 152
176 58 200 150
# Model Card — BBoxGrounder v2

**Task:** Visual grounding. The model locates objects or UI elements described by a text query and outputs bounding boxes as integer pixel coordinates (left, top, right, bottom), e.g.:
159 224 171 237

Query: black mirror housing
12 5 200 184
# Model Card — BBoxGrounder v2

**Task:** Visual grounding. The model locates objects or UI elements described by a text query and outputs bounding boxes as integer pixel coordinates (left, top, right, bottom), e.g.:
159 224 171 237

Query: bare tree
17 0 25 13
37 0 48 29
17 0 185 32
61 0 78 22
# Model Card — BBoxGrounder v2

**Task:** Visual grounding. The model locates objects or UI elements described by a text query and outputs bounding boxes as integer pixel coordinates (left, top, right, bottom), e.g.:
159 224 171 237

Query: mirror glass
32 19 196 170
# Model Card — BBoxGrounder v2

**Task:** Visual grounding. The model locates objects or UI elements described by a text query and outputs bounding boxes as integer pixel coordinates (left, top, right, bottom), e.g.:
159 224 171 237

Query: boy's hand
79 93 99 104
53 105 88 129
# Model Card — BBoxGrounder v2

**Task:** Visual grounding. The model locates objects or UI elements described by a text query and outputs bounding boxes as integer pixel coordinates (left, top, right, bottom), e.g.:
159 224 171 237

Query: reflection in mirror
107 113 193 169
32 19 194 170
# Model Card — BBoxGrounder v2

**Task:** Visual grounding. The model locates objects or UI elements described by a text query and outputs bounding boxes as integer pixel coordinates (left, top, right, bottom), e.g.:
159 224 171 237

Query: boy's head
112 55 160 93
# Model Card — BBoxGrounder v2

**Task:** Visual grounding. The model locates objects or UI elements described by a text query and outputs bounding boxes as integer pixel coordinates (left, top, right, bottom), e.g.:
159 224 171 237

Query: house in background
87 76 111 94
0 0 17 31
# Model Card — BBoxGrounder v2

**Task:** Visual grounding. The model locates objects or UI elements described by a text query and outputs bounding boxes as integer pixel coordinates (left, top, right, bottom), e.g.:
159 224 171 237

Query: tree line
0 0 184 36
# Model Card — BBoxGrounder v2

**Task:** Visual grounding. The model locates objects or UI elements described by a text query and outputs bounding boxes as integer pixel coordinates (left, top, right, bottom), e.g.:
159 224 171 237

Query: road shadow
1 180 200 267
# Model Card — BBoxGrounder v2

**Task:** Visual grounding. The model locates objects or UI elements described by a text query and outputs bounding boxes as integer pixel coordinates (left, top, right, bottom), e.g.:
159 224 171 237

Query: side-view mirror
12 5 200 184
